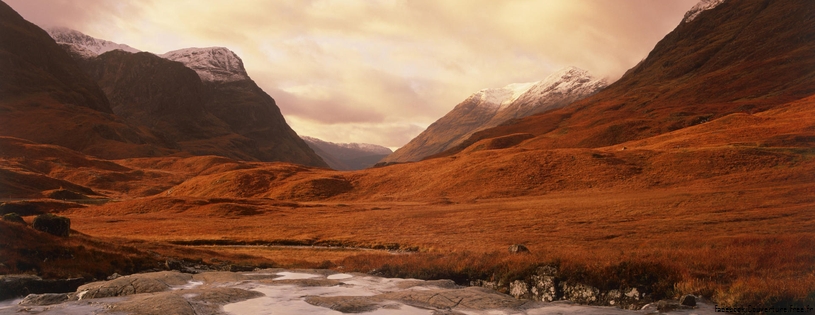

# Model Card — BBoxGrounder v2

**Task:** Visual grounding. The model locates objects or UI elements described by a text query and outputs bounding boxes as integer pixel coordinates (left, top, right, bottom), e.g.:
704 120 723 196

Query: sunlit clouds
6 0 697 148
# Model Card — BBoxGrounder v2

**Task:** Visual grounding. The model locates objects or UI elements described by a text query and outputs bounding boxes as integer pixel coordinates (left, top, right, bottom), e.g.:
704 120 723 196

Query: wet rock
508 244 530 254
560 282 600 304
0 275 84 300
382 287 530 310
305 296 383 313
19 293 70 306
77 271 192 299
680 294 696 306
111 292 195 315
2 212 26 225
32 213 71 237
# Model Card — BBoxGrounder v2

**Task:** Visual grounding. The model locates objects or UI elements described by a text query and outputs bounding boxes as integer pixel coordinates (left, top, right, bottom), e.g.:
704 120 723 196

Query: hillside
438 0 815 156
382 67 605 163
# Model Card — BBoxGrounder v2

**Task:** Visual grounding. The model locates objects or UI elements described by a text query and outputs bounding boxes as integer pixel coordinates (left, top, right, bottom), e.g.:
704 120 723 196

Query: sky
6 0 698 150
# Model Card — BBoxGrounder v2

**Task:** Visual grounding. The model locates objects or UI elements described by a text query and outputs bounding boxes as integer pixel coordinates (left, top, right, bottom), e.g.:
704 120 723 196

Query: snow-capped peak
471 66 605 110
474 81 537 108
46 27 140 58
683 0 726 23
160 47 250 82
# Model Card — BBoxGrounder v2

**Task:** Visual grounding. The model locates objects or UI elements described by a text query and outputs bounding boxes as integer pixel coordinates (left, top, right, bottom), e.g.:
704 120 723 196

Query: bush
32 214 71 237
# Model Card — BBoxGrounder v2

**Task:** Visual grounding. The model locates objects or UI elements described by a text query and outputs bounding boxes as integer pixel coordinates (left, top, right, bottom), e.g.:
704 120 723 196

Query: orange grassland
3 96 815 308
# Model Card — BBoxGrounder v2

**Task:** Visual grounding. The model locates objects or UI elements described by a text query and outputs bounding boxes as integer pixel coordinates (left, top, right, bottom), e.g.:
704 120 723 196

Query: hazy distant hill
301 136 392 170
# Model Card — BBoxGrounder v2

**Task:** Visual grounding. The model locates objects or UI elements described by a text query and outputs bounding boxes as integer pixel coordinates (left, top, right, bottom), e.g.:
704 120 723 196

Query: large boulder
32 213 71 237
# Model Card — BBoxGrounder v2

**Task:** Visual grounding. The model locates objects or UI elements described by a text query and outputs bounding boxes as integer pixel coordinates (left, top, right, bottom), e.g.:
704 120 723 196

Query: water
0 270 719 315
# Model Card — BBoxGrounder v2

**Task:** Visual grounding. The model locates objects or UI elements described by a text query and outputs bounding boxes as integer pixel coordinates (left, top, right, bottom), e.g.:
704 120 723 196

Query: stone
529 275 557 302
32 213 71 237
508 244 530 254
77 271 192 299
680 294 696 306
625 287 640 301
18 293 70 306
560 282 600 304
0 275 84 300
509 280 529 299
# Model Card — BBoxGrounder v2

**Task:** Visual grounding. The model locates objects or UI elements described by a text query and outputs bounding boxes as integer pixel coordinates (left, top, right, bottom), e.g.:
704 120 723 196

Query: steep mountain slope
44 27 327 167
301 136 392 170
441 0 815 155
382 67 605 163
161 47 328 167
0 1 169 159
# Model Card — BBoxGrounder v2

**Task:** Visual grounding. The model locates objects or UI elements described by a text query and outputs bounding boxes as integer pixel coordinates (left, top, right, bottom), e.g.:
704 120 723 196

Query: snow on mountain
474 81 537 108
380 66 606 163
509 66 607 112
46 27 140 58
683 0 727 23
160 47 250 82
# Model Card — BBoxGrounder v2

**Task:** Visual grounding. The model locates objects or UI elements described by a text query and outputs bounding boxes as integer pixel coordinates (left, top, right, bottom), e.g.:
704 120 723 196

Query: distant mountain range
301 136 392 170
0 23 327 167
381 67 606 163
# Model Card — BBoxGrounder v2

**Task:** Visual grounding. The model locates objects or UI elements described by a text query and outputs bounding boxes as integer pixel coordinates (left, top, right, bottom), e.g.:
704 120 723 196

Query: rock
0 275 84 300
32 213 71 237
605 289 622 305
19 293 70 306
560 282 600 304
509 280 529 299
382 287 529 310
680 294 696 306
508 244 530 254
2 212 26 225
77 271 192 299
625 287 640 301
529 275 557 302
305 296 383 313
107 273 122 280
111 292 195 315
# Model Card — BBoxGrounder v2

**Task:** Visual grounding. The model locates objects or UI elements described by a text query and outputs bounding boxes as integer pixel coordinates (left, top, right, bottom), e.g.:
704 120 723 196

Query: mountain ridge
380 66 605 163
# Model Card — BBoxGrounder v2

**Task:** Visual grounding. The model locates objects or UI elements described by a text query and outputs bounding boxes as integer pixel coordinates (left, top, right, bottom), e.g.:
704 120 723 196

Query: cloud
5 0 698 148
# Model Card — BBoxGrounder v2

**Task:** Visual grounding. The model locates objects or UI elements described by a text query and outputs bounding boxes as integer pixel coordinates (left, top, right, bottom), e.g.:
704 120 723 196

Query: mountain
301 136 392 170
161 47 328 167
381 67 605 163
43 27 327 167
0 1 169 159
436 0 815 156
45 27 140 58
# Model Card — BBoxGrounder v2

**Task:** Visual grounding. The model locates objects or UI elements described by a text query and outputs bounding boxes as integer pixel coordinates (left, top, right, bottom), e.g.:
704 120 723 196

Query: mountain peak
160 47 250 82
683 0 726 23
46 27 140 58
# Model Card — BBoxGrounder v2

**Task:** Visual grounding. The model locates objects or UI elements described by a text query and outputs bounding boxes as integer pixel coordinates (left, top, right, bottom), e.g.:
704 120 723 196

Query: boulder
508 244 530 254
32 213 71 237
2 212 26 225
560 282 600 304
679 294 696 306
19 293 70 306
77 271 192 299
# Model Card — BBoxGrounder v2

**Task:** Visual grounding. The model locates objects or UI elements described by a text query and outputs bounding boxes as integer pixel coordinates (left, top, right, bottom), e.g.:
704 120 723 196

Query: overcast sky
7 0 698 150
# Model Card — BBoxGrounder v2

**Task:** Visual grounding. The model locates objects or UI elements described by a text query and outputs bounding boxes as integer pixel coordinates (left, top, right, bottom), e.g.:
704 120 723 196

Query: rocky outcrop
2 212 25 225
473 265 648 309
0 275 84 300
